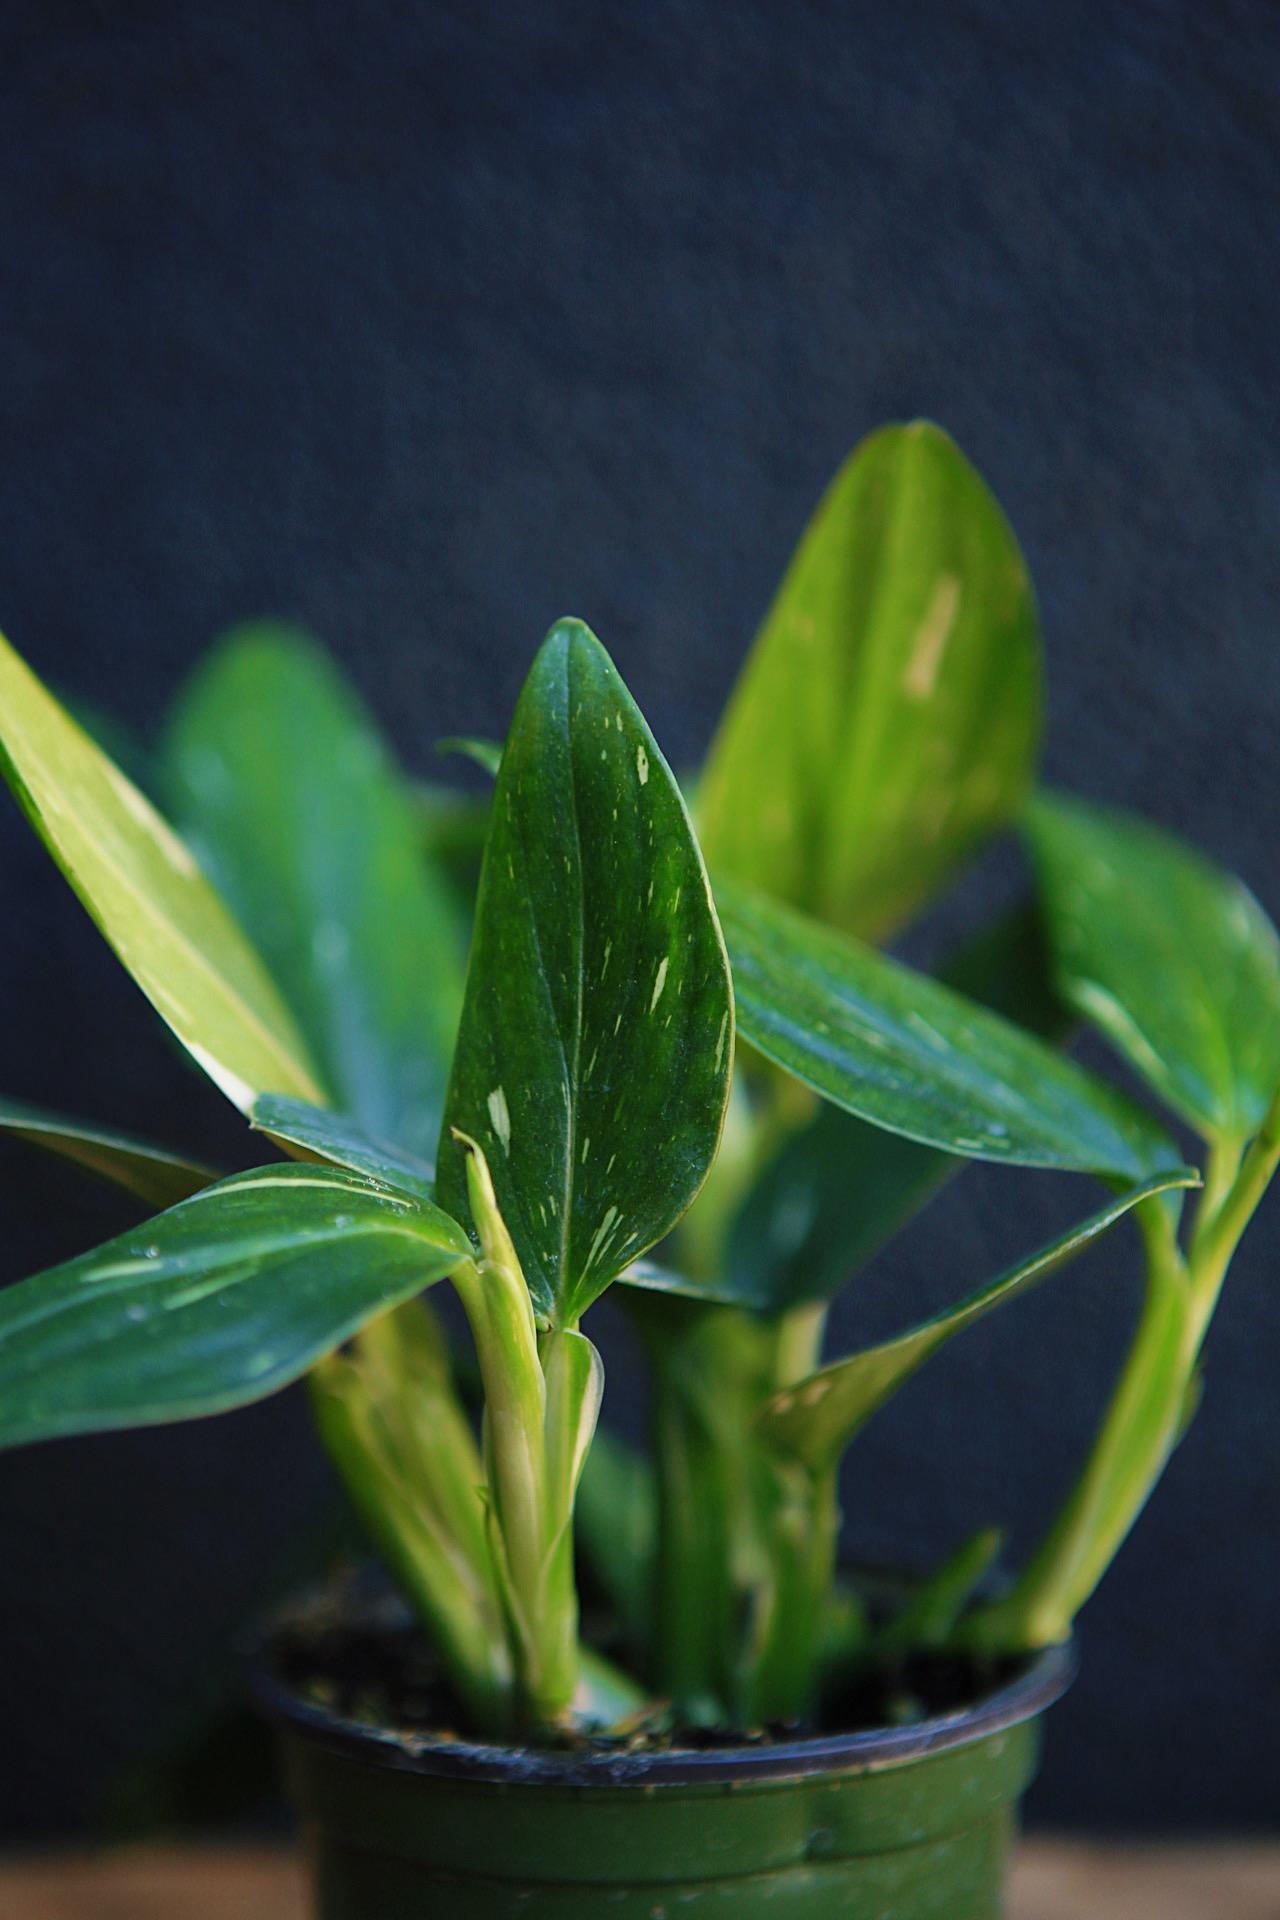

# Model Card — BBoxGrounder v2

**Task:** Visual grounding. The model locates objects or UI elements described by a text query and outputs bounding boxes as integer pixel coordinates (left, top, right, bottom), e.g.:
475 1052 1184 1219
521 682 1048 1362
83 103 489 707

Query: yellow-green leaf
700 421 1041 942
0 631 323 1113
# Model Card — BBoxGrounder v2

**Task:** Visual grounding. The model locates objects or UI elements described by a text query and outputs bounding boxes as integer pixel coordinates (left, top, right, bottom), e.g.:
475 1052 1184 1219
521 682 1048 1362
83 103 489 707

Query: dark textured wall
2 0 1277 1839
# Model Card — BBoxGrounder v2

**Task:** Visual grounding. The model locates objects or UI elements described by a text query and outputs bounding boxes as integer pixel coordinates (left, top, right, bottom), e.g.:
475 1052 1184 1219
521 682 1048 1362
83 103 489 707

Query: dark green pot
256 1608 1072 1919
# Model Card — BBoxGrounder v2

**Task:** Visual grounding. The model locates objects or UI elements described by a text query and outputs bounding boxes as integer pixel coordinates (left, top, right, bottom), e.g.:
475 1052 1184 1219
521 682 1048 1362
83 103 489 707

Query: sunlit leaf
437 620 733 1324
0 1164 470 1449
760 1172 1198 1471
0 629 323 1113
1027 791 1280 1142
700 421 1041 942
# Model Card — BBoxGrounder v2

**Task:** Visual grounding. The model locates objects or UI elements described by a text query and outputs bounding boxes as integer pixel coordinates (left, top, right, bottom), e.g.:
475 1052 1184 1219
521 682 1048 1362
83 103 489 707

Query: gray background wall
1 0 1277 1837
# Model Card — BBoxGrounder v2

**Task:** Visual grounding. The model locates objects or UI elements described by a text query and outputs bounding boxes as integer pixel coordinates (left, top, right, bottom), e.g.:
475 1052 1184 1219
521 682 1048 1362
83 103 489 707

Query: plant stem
309 1305 513 1733
966 1094 1280 1654
740 1301 842 1724
963 1198 1194 1651
1186 1092 1280 1352
644 1301 769 1720
740 1455 841 1723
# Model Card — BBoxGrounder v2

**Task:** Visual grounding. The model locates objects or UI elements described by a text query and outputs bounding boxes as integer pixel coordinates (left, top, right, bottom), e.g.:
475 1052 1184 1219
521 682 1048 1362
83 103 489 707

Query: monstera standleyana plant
1 423 1275 1747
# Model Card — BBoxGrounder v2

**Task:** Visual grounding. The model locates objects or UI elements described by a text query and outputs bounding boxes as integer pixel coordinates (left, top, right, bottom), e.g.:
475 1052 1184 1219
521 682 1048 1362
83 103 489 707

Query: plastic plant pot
253 1588 1074 1920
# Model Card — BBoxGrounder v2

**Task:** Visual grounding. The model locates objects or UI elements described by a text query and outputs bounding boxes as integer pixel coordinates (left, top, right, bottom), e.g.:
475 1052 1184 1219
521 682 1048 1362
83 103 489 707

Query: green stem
645 1303 760 1720
740 1455 841 1724
539 1324 604 1722
964 1198 1194 1651
1187 1094 1280 1352
308 1306 513 1733
740 1301 842 1724
967 1094 1280 1653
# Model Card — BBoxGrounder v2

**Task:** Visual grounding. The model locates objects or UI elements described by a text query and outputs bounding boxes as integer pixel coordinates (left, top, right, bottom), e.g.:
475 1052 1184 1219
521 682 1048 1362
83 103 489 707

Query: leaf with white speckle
719 874 1183 1180
0 1164 471 1449
437 621 734 1323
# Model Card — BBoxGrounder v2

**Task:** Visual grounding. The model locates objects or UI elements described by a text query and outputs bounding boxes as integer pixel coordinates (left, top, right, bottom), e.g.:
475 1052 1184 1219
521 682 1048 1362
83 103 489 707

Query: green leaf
719 876 1181 1181
436 736 503 777
0 1164 471 1449
727 903 1066 1312
729 1113 950 1315
700 421 1041 943
163 627 466 1157
760 1171 1198 1471
617 1257 742 1308
437 620 733 1325
251 1093 436 1205
1027 792 1280 1143
0 1096 217 1209
875 1529 1004 1655
0 629 323 1113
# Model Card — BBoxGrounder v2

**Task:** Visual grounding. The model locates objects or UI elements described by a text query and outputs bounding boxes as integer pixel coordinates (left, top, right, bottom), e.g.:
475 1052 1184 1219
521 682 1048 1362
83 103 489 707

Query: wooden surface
1 1843 1278 1918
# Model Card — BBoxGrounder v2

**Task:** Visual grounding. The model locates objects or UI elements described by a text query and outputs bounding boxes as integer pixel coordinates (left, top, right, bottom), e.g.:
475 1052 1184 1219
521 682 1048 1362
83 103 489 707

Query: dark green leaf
730 1114 949 1315
0 629 323 1113
252 1093 436 1205
0 1096 217 1209
0 1164 471 1449
700 421 1041 943
727 903 1067 1312
436 736 503 776
761 1171 1198 1471
437 620 733 1324
164 627 466 1157
719 876 1181 1180
1027 792 1280 1142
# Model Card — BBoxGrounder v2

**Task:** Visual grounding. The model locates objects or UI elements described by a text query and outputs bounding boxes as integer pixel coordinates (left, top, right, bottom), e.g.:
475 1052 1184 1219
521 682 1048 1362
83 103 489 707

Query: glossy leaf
1027 792 1280 1142
0 1096 217 1209
616 1257 742 1308
700 422 1041 942
0 1164 471 1449
728 903 1065 1312
164 627 466 1157
761 1171 1198 1471
252 1093 436 1205
437 620 733 1325
0 629 323 1113
719 876 1181 1181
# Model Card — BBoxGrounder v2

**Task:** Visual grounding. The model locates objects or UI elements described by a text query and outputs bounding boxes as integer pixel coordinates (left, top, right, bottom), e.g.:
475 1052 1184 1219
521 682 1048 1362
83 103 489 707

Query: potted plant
1 422 1275 1918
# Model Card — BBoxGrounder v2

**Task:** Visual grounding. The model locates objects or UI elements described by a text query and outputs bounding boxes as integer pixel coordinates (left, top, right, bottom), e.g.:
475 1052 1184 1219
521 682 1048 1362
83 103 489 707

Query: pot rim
249 1578 1076 1788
